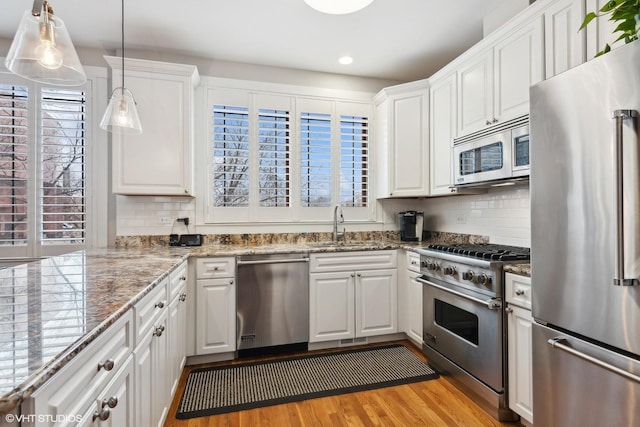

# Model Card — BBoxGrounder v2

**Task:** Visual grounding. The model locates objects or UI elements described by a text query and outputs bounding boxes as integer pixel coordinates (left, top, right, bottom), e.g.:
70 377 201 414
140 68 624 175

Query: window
207 88 371 223
0 71 104 259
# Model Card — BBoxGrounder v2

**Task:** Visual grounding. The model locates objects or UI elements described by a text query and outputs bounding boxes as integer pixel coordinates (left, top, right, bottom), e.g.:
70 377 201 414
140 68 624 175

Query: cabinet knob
515 288 525 296
154 325 165 337
351 273 355 277
103 397 118 409
505 307 514 314
179 292 187 302
492 118 499 123
155 300 166 309
184 189 188 194
93 408 111 422
180 276 186 281
357 273 362 277
229 279 234 285
486 119 492 125
214 267 219 271
97 359 115 372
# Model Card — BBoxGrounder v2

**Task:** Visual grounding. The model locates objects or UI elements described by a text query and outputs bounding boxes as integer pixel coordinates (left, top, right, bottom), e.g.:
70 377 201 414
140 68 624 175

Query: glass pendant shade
5 7 86 86
303 0 374 14
100 87 142 134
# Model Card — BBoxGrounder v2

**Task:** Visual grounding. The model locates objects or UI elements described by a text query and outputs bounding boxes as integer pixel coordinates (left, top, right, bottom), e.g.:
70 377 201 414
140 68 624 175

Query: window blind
300 112 332 207
340 115 368 207
258 108 290 207
213 105 250 207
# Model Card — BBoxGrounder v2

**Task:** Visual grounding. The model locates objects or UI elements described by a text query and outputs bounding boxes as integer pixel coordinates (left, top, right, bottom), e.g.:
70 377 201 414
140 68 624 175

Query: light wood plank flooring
164 341 520 427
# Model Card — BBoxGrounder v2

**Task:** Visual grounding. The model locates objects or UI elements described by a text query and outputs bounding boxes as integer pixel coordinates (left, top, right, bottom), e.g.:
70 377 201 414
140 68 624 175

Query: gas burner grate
427 243 530 261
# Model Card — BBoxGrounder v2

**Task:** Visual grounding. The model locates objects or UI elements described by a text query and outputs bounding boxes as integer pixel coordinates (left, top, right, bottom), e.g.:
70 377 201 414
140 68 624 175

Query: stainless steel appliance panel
421 276 503 391
530 41 640 355
533 322 640 426
236 253 309 350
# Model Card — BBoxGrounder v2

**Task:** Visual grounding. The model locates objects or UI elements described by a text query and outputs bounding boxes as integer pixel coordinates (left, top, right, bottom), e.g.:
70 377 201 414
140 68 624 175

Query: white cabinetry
429 72 458 196
505 272 533 425
133 278 170 427
195 257 236 354
309 251 397 343
168 261 188 398
374 81 429 197
399 251 423 345
105 56 199 196
457 16 543 136
25 312 134 427
543 0 585 78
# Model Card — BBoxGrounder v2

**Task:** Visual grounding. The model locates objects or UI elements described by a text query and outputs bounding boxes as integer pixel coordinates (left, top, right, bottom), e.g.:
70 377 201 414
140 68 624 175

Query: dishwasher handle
237 257 310 266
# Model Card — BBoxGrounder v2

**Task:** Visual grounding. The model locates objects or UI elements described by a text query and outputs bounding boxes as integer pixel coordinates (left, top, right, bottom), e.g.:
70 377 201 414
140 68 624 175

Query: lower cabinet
309 251 397 343
505 272 533 425
86 355 135 427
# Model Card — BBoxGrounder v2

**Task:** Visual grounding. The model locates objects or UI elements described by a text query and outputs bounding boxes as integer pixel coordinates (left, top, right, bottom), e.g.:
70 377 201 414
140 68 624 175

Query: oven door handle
417 276 502 310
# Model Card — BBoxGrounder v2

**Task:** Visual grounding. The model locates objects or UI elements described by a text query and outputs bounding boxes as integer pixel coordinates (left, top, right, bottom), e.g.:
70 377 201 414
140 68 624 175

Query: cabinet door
407 271 423 344
507 304 534 424
107 57 198 196
544 0 585 78
168 286 187 398
355 269 397 337
457 50 494 136
309 272 355 342
494 16 544 121
195 278 236 354
94 355 135 427
429 72 457 196
153 309 170 427
389 91 429 197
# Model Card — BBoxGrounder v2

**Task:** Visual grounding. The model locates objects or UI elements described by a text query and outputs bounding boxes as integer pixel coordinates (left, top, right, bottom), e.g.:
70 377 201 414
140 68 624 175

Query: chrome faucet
333 205 345 242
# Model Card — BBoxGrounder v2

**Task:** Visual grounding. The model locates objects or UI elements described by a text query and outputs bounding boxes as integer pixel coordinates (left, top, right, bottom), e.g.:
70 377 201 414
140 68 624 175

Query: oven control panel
419 256 499 296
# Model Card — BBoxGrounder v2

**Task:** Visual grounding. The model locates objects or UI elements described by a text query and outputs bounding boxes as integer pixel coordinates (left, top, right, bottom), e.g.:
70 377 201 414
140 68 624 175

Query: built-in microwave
452 115 529 187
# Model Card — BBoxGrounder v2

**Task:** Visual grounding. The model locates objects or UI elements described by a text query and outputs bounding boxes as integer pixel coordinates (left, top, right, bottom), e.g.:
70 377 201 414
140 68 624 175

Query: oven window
434 299 479 345
514 134 529 167
459 142 503 175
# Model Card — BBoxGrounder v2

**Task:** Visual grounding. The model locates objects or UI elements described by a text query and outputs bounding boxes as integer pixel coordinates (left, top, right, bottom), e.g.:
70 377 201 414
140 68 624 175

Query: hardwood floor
163 341 520 427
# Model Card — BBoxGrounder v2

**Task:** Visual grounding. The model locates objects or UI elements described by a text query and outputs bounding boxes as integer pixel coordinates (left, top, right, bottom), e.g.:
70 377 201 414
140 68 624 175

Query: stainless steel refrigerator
530 41 640 426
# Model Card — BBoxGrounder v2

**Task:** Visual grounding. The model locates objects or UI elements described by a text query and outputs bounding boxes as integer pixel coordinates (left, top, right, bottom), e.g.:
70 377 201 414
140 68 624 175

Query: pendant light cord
121 0 125 93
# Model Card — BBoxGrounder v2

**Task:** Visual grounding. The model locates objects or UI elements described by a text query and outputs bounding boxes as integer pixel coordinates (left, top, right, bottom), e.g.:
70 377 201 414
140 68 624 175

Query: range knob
426 261 440 271
443 266 457 276
476 273 491 286
462 270 476 282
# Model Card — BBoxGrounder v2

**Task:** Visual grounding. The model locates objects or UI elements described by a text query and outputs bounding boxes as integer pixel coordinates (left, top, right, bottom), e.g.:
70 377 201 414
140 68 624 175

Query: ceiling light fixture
304 0 374 15
100 0 142 135
338 56 354 65
5 0 86 86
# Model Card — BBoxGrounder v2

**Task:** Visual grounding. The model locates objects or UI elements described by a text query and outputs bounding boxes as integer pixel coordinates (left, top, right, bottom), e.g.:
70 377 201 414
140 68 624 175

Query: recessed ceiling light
339 56 354 65
304 0 374 15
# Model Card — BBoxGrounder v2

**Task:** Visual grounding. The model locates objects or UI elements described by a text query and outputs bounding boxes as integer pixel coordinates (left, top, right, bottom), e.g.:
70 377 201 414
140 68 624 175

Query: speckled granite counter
0 232 489 415
504 263 531 277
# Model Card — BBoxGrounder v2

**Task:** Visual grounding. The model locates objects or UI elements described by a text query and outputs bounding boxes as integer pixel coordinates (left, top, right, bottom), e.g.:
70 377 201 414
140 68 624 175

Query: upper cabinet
105 57 200 196
429 72 458 196
457 15 544 136
374 80 429 198
543 0 585 78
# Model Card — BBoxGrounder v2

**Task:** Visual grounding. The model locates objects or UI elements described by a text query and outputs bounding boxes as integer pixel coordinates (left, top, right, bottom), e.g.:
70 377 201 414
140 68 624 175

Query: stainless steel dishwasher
236 253 309 356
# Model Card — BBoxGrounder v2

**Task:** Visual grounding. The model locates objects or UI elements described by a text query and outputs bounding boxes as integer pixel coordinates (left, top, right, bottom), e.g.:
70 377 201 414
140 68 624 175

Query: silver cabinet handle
515 288 525 296
229 279 234 285
97 359 114 372
180 276 186 281
417 276 502 310
155 300 166 309
103 397 118 409
153 325 165 337
179 292 187 302
93 408 110 422
612 109 639 286
237 257 310 266
213 266 219 271
505 307 513 313
350 273 355 277
548 337 640 383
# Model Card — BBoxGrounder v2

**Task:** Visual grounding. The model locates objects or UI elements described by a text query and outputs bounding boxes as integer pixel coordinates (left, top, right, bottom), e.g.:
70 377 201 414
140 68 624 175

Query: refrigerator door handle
612 109 639 286
548 337 640 383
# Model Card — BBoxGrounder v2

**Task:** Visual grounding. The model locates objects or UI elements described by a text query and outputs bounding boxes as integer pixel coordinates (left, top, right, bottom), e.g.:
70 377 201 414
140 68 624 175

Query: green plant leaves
580 0 640 56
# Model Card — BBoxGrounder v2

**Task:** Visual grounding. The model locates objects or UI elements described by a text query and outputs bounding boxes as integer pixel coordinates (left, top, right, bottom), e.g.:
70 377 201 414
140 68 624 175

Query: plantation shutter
0 84 29 247
212 104 250 207
300 112 332 207
258 108 290 207
340 114 368 207
40 88 86 245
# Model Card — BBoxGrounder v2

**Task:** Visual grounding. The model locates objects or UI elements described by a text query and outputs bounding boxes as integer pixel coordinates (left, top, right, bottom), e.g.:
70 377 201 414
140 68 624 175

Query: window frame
0 65 108 261
204 84 374 225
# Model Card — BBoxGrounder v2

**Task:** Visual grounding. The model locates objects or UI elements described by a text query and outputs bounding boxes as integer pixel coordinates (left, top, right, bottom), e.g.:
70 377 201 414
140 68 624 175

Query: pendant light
5 0 86 86
100 0 142 134
303 0 374 15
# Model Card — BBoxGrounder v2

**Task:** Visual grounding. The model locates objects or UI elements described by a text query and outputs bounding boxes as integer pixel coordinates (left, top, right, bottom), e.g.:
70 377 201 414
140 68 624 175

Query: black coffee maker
399 211 424 242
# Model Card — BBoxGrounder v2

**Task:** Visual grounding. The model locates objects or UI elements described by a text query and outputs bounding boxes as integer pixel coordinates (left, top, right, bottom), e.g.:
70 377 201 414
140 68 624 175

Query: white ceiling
0 0 512 82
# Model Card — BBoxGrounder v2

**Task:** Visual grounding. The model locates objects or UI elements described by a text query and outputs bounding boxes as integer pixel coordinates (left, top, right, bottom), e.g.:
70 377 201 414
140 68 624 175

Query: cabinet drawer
169 260 188 302
407 251 420 272
196 257 236 279
505 272 531 309
29 311 133 423
310 250 397 273
134 279 169 345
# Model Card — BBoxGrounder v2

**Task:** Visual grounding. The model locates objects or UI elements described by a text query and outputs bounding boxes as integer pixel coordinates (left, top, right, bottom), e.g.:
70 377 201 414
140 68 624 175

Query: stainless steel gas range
416 243 530 422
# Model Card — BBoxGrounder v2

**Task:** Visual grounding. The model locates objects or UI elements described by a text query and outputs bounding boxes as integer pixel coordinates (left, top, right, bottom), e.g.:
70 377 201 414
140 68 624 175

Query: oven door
419 275 504 392
452 129 512 186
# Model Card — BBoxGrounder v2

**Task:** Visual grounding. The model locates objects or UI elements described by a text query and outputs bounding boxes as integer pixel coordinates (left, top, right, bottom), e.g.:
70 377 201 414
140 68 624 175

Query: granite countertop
0 235 495 414
503 263 531 277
